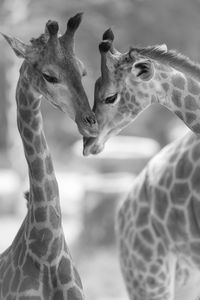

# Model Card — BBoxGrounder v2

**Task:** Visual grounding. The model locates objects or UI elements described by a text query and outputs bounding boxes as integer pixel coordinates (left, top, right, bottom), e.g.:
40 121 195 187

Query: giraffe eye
104 93 118 104
42 73 59 84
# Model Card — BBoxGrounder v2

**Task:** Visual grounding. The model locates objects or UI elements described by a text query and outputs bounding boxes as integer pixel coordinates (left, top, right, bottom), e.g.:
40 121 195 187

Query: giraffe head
83 29 158 155
2 13 98 137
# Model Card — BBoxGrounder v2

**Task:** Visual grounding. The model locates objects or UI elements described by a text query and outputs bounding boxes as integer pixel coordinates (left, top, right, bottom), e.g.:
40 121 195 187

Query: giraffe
0 13 98 299
84 29 200 300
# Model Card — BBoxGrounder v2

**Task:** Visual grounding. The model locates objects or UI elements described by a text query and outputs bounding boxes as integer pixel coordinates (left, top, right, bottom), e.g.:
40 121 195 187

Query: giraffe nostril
78 113 98 137
83 113 97 126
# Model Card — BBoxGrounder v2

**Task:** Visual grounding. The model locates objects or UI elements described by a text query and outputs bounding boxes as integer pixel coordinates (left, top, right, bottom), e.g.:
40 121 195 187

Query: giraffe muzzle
77 113 99 138
82 112 97 127
83 136 104 156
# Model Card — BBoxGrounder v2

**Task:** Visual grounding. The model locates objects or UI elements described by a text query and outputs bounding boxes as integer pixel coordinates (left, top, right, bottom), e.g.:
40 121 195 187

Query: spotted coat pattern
117 132 200 300
92 55 200 299
0 59 84 300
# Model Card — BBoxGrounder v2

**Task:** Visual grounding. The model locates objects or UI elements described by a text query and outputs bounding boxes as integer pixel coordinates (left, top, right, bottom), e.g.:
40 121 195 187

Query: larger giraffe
84 30 200 300
0 14 98 299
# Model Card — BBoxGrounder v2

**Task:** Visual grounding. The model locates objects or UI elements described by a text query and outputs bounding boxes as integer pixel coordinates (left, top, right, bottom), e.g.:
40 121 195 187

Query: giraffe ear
76 58 87 77
1 33 30 59
133 59 155 81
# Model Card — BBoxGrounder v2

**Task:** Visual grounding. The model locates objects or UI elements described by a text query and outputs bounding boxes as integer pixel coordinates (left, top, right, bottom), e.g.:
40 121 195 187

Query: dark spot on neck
162 82 170 93
23 127 34 142
185 95 199 111
171 75 185 90
187 78 200 95
32 186 45 203
34 206 47 222
49 205 61 229
192 123 200 134
160 72 168 79
31 157 44 182
58 256 72 284
20 109 32 124
29 227 53 258
185 112 196 124
172 89 182 108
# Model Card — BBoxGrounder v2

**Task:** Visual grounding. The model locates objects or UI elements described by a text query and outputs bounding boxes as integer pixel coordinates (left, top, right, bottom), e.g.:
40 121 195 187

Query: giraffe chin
83 137 104 156
78 126 98 138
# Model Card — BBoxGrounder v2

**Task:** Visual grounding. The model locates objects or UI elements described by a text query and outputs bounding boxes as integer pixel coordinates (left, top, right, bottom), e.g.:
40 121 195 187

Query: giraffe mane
131 45 200 82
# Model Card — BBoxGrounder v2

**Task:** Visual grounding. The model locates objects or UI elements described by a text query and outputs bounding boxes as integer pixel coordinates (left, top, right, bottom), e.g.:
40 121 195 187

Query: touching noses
82 112 97 126
77 111 99 138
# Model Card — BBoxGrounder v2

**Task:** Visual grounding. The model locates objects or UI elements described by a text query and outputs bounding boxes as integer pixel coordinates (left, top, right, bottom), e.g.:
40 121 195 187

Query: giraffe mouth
77 114 99 138
83 137 104 156
78 125 99 138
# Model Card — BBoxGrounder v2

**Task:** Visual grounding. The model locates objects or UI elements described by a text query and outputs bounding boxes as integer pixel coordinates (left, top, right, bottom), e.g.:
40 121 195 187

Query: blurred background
0 0 197 299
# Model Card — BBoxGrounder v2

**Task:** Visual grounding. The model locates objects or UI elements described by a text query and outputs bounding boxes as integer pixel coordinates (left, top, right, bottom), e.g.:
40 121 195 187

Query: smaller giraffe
83 29 200 155
83 29 200 300
0 14 96 300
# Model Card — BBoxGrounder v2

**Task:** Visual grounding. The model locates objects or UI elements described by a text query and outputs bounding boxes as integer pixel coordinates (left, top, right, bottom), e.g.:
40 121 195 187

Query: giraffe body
0 14 96 299
117 132 200 300
83 30 200 299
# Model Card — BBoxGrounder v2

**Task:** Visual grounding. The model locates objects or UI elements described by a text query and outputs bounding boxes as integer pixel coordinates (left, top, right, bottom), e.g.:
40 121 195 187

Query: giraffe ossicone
83 29 200 300
0 14 92 300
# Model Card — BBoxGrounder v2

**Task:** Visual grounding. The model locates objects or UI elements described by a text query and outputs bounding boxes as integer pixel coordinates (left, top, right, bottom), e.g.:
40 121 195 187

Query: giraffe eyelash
104 93 118 104
42 73 59 84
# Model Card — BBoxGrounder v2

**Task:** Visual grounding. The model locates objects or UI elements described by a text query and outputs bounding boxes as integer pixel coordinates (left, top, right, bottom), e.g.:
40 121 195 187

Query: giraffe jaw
83 137 105 156
83 127 121 155
78 124 99 138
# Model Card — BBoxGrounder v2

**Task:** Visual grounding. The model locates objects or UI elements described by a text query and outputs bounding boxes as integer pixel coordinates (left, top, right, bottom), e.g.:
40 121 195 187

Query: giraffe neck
128 64 200 134
155 65 200 134
16 72 63 261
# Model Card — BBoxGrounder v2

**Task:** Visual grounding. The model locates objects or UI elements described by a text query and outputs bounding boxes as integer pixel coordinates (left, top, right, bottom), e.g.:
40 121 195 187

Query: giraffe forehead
31 36 75 68
36 49 78 76
41 46 67 64
110 68 129 89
